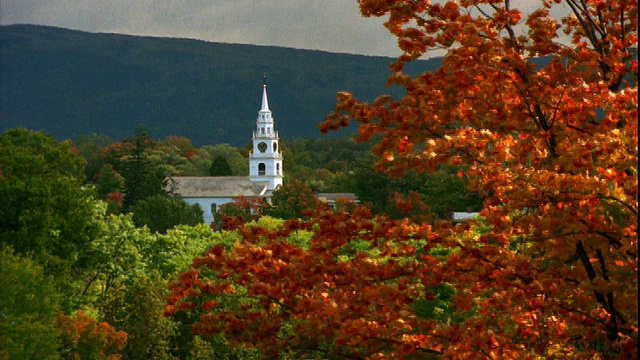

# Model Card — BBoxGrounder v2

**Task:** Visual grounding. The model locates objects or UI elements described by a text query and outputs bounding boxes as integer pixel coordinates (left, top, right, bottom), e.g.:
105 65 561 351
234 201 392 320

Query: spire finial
262 72 267 86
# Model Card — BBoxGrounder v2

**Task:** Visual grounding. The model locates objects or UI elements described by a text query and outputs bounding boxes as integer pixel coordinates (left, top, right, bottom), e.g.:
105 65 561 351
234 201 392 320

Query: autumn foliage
213 196 267 231
55 311 127 360
167 0 637 358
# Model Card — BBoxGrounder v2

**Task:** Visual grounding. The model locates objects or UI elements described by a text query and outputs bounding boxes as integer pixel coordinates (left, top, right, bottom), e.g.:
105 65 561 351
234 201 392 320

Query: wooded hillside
0 24 440 146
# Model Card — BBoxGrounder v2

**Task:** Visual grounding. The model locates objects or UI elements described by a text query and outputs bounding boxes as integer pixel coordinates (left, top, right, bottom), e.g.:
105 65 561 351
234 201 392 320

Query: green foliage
131 194 204 234
337 239 377 259
153 135 197 175
352 157 483 219
249 215 285 229
200 144 248 176
281 136 371 192
98 272 176 360
0 247 62 360
187 334 260 360
146 224 235 277
412 283 470 325
93 164 126 199
74 133 117 192
81 212 153 297
0 128 101 275
247 216 313 250
210 155 234 176
265 178 324 219
82 219 230 358
285 230 314 251
121 126 167 210
156 143 247 177
85 132 199 203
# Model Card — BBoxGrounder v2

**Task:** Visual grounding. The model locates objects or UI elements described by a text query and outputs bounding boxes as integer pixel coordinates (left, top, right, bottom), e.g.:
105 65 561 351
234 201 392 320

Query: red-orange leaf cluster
55 311 127 360
168 0 637 358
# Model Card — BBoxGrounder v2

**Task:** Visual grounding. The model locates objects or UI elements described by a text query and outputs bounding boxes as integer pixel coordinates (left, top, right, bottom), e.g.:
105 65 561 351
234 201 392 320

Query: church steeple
261 74 270 111
249 76 283 191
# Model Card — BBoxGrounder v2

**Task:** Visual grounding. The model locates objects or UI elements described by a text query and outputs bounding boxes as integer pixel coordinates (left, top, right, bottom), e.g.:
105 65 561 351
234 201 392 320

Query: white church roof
167 176 269 198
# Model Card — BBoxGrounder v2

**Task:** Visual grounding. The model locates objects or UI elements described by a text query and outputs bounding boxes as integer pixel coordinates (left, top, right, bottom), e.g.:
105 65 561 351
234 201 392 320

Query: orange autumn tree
167 0 637 358
56 311 127 360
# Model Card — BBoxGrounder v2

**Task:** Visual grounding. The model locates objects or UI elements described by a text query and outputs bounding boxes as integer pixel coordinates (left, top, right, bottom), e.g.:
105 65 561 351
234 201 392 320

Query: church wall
182 197 234 224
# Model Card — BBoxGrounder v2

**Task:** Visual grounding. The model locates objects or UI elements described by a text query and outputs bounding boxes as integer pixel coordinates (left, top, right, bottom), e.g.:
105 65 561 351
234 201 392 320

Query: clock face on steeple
258 142 267 153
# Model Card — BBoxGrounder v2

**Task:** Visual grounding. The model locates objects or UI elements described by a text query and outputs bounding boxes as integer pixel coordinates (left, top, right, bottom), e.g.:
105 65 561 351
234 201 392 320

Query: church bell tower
249 77 283 190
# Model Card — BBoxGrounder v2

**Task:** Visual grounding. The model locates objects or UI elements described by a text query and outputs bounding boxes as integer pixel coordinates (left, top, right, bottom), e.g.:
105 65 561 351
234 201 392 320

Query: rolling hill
0 24 441 147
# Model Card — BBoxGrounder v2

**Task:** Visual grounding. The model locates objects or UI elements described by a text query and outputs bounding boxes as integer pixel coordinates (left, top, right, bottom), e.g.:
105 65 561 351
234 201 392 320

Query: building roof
316 193 359 202
167 176 269 198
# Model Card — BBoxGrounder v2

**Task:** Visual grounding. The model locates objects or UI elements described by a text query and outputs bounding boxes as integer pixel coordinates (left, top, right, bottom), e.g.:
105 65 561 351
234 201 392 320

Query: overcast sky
1 1 570 58
1 1 403 57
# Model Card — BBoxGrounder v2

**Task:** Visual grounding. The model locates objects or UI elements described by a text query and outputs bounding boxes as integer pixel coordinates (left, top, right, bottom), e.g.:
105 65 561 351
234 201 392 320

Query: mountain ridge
0 24 441 147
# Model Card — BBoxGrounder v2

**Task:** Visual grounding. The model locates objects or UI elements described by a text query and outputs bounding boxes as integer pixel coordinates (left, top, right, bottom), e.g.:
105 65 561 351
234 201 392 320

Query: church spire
261 74 270 111
249 75 283 191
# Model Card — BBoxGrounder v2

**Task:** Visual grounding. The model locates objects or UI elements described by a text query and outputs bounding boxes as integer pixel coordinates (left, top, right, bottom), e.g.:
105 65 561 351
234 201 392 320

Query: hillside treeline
73 125 482 220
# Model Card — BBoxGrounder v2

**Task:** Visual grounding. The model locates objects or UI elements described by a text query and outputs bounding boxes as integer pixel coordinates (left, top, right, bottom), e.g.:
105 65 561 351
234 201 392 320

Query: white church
168 80 283 224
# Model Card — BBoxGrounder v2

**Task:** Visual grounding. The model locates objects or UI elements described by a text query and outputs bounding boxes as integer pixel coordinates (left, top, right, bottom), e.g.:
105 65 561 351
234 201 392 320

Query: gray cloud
1 1 571 57
1 0 401 57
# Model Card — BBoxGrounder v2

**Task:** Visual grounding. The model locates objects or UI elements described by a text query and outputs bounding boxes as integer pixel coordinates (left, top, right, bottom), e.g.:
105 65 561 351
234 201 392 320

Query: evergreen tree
131 194 204 234
121 125 165 211
209 155 233 176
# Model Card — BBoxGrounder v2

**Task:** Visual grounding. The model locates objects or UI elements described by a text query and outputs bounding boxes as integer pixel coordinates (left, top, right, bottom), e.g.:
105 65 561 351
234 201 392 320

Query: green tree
194 144 247 176
146 224 233 277
0 128 101 276
120 125 166 211
279 136 371 193
323 171 357 193
352 155 482 219
80 209 162 299
92 164 126 199
209 155 233 176
265 178 325 219
149 136 195 177
0 247 61 359
98 272 176 360
130 194 204 234
75 133 116 191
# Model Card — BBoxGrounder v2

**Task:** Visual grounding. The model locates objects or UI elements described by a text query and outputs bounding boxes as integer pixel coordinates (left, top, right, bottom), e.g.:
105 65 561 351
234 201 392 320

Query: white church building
168 80 283 224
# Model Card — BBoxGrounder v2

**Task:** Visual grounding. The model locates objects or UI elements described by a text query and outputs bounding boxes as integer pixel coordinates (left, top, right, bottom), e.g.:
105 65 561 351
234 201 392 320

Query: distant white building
168 80 283 224
451 212 480 222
